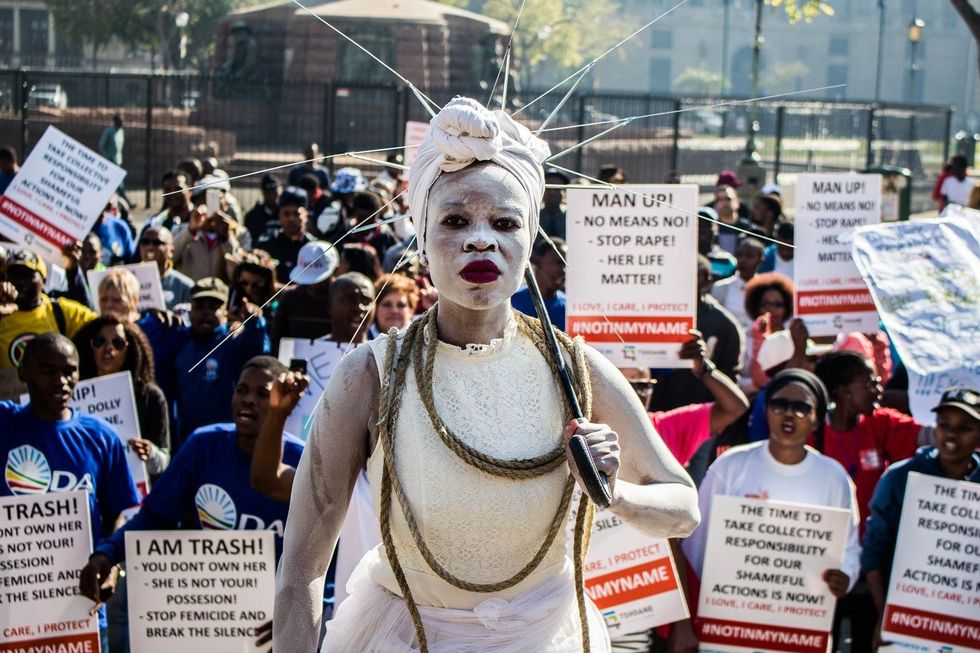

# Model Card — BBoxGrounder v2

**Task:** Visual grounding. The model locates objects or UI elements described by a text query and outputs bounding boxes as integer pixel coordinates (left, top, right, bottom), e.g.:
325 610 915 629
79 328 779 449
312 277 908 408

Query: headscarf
407 97 551 259
764 368 830 451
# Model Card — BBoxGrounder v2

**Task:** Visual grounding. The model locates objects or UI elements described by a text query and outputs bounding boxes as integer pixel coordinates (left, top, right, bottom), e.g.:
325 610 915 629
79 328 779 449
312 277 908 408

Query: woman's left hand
822 569 850 598
128 439 154 461
562 419 620 496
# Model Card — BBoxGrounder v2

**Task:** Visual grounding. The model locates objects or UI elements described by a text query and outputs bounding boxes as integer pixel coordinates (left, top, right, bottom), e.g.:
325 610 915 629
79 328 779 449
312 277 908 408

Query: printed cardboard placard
566 185 698 368
0 491 99 652
276 338 347 441
794 173 881 336
0 126 125 263
880 473 980 652
696 496 851 653
125 530 275 652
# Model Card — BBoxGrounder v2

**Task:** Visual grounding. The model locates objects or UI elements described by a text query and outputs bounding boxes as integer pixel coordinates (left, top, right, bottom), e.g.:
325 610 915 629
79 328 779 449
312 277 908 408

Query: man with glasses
138 225 193 313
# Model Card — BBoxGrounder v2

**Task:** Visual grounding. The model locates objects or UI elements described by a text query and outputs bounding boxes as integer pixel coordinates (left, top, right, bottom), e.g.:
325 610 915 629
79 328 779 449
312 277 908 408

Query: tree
767 0 834 22
45 0 133 67
674 67 726 95
951 0 980 87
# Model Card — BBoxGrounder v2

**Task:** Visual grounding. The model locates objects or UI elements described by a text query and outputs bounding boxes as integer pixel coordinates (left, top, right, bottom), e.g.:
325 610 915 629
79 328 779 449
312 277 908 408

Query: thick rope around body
375 307 598 652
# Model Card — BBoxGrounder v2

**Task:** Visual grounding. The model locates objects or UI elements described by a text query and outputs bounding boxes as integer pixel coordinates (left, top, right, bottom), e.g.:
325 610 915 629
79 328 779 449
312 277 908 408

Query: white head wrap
407 97 551 258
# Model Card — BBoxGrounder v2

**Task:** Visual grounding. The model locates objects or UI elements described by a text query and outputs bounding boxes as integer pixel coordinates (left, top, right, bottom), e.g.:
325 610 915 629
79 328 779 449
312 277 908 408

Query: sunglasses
140 239 166 247
629 380 655 395
91 335 127 351
767 397 814 418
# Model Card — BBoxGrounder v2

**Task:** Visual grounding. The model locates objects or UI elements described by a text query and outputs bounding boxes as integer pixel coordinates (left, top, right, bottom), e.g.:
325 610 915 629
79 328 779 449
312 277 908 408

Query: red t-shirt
650 403 713 467
818 407 921 538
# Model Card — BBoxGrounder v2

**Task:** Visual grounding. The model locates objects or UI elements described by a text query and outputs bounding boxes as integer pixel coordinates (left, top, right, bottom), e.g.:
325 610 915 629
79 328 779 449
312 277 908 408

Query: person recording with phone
172 186 244 282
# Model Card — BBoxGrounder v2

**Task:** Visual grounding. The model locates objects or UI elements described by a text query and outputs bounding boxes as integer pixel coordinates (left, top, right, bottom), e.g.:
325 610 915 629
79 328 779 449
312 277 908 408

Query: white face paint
425 163 531 311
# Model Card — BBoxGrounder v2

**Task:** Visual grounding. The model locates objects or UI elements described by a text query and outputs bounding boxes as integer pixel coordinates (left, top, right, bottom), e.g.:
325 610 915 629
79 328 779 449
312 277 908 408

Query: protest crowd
0 121 977 653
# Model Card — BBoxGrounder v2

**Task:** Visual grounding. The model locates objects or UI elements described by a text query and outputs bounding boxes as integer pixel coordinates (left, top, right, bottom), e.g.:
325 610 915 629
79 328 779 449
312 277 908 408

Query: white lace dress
321 318 611 652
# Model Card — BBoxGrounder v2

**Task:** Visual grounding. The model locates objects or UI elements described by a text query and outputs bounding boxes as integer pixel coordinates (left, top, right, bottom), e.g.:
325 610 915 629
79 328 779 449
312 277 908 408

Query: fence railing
0 69 954 213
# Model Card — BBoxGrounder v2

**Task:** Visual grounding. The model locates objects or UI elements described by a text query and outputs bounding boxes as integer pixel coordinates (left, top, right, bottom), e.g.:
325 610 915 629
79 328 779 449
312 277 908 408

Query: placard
125 530 275 652
87 262 166 312
849 212 980 425
793 173 881 336
584 510 687 634
276 338 346 440
0 491 99 652
403 120 430 169
0 126 125 263
880 473 980 651
696 496 851 653
566 185 698 368
21 372 149 496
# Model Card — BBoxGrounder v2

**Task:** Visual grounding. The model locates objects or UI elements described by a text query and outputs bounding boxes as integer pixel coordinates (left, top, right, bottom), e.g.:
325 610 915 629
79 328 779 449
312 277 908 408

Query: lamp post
175 12 190 70
907 17 924 103
741 0 763 165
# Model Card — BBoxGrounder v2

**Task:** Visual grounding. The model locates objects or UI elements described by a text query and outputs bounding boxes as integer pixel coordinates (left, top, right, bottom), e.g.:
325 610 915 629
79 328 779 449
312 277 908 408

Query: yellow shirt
0 295 97 368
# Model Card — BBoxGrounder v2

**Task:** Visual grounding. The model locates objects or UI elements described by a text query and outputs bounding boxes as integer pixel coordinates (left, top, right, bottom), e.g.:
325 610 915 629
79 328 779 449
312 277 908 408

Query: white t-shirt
710 274 750 331
940 175 976 206
681 440 860 590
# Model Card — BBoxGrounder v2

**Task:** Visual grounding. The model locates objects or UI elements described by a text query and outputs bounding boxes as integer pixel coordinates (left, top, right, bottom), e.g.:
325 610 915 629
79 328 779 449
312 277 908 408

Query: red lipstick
460 260 501 284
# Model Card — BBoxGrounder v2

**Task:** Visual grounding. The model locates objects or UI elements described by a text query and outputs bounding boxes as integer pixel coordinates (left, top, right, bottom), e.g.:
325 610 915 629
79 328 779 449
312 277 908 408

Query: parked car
28 84 68 109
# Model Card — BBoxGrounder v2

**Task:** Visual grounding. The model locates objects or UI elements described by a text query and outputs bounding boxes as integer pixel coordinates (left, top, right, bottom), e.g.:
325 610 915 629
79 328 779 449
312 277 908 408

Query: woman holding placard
670 369 861 653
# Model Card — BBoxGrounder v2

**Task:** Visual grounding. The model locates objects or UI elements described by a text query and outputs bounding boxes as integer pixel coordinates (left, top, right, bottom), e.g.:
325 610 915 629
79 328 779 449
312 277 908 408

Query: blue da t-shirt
0 401 140 539
96 423 303 563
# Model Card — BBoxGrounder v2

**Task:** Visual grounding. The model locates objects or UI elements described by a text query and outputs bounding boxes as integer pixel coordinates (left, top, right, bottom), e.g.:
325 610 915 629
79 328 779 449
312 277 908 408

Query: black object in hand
289 358 307 375
568 434 612 509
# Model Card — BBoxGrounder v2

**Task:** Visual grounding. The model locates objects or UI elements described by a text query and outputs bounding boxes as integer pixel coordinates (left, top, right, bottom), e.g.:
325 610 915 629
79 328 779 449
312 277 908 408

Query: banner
566 185 698 368
88 262 166 312
696 496 851 653
276 338 347 440
849 212 980 425
585 510 687 635
125 531 275 652
0 126 125 263
403 121 430 169
21 372 150 496
0 491 100 653
793 173 881 336
880 473 980 651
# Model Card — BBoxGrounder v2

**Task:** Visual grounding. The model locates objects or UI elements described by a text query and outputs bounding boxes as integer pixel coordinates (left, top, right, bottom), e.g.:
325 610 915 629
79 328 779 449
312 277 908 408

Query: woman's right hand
668 619 699 653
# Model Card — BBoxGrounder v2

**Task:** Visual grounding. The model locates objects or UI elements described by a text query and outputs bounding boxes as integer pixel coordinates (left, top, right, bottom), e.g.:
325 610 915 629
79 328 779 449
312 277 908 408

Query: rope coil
376 307 598 652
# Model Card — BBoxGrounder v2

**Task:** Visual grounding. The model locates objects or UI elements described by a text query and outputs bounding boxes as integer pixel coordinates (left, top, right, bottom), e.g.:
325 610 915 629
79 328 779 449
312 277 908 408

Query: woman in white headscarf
274 97 699 652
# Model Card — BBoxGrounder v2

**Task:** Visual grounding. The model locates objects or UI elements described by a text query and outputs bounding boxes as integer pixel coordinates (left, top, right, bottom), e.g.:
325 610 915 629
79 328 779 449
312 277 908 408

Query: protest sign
880 473 980 651
696 496 851 653
849 212 980 425
793 173 881 336
403 121 430 169
125 530 275 653
0 491 99 653
0 126 125 263
584 510 687 634
565 185 698 368
87 262 166 312
276 338 347 440
21 372 149 496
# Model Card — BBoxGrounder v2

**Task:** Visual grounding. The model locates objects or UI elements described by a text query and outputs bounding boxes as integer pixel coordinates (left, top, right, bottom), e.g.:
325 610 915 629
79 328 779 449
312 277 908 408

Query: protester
621 331 750 467
709 185 763 252
336 242 384 281
173 190 243 281
672 370 860 651
57 235 104 309
288 142 332 189
228 249 277 308
749 193 782 236
862 388 980 650
272 241 338 343
92 202 136 265
347 191 398 256
96 268 141 323
743 272 796 388
0 251 97 368
540 167 570 238
710 237 765 330
0 145 19 193
152 171 193 231
257 186 316 284
511 236 566 329
374 272 419 332
1 334 139 651
244 174 282 242
297 172 333 227
598 163 626 184
98 114 125 196
697 208 736 281
176 158 203 186
939 154 975 208
138 225 193 312
325 272 375 344
759 221 794 277
73 315 170 478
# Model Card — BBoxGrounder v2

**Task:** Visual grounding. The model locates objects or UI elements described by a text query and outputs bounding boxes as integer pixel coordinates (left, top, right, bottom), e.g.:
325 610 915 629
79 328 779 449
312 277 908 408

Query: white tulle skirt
321 549 611 652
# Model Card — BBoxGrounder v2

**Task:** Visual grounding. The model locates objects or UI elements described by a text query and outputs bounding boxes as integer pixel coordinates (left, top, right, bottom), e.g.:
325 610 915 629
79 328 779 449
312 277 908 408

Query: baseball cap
716 169 742 188
198 174 230 193
8 250 47 280
278 186 308 210
191 277 229 303
761 183 782 195
289 241 339 285
757 330 833 374
260 174 280 191
932 388 980 421
330 167 368 195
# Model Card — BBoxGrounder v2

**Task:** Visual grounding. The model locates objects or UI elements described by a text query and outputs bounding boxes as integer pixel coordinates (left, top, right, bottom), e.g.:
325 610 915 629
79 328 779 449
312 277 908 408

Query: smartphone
206 188 220 216
227 283 245 312
289 358 308 375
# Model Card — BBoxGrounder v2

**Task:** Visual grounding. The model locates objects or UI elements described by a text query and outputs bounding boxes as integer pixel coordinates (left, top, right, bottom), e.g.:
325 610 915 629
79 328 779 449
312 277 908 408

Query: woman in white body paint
273 97 699 652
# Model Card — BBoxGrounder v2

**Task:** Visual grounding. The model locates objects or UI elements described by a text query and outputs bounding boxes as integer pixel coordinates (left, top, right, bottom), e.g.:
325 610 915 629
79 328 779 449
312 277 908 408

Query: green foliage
767 0 834 23
765 61 809 90
673 67 725 95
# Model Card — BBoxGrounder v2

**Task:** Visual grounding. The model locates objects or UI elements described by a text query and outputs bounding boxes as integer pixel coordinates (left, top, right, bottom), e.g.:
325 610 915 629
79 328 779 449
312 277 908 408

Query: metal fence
0 69 954 213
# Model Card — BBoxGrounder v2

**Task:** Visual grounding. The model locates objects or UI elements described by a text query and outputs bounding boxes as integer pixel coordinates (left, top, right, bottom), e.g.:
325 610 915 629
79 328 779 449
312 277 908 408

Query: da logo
196 484 237 530
622 345 638 362
9 333 38 367
5 445 52 494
